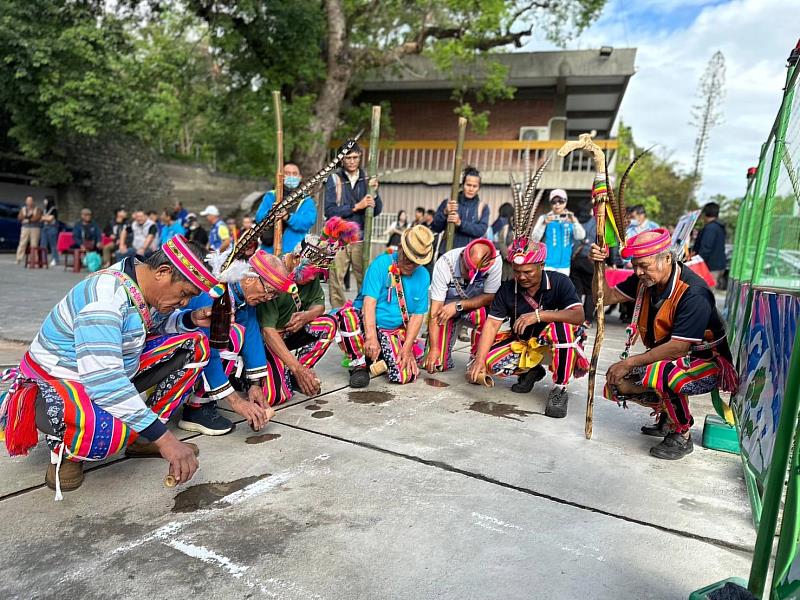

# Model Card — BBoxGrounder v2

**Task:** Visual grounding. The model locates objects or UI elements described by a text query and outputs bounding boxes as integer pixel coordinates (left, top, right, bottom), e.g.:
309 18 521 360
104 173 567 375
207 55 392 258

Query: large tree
183 0 606 172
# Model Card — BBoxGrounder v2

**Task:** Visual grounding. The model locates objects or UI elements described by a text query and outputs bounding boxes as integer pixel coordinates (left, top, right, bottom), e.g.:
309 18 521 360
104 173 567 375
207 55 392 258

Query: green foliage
0 0 606 181
0 0 134 182
615 122 697 228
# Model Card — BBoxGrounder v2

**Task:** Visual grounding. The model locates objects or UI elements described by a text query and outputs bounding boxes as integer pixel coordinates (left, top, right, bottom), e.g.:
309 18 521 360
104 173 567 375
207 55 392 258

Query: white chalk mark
471 511 525 531
166 538 249 577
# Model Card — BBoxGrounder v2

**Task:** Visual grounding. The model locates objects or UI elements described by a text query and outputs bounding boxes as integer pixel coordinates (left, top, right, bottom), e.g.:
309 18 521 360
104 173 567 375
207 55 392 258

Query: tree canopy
0 0 606 184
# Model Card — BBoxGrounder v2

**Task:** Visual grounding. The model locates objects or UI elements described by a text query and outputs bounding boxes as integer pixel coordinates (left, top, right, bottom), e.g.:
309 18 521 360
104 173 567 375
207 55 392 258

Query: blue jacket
255 190 317 254
694 220 727 271
431 193 490 252
187 283 268 398
72 221 102 248
323 168 383 231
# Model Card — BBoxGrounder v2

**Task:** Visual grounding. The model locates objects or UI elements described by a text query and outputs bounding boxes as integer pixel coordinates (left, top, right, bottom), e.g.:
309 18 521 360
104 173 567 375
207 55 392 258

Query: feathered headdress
596 146 651 250
293 216 361 283
507 157 550 263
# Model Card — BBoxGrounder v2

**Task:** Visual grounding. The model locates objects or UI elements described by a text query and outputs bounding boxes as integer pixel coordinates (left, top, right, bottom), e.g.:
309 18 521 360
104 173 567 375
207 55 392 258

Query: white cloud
531 0 798 202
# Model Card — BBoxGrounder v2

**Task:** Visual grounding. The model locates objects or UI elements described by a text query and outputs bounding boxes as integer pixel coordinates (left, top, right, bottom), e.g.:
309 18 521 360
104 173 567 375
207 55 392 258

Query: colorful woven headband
509 240 547 265
249 249 295 293
620 228 671 259
163 235 217 293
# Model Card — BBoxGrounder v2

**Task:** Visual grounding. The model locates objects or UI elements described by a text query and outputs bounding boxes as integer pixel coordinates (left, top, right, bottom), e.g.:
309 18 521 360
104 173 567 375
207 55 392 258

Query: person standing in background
185 212 209 247
71 208 101 250
200 205 231 252
531 189 585 276
174 201 188 227
41 196 59 266
431 167 490 253
693 202 727 288
413 206 426 227
256 162 317 254
626 205 659 239
16 195 42 264
324 143 382 307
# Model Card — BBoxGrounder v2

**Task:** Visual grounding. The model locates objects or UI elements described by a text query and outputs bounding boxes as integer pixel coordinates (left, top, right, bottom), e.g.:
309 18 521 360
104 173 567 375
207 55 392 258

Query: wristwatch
455 302 464 314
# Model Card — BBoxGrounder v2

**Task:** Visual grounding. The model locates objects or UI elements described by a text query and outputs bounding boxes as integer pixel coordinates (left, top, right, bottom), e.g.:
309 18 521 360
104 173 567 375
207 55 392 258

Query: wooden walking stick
558 134 609 440
272 90 284 256
363 105 381 272
445 117 468 252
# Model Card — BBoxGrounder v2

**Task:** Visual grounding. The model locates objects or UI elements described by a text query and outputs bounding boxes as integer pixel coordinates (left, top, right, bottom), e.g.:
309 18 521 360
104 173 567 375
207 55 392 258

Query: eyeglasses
550 199 566 205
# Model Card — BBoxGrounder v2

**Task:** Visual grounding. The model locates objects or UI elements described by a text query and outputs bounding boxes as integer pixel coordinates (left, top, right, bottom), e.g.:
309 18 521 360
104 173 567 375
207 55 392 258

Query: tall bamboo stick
445 117 468 252
272 91 284 256
364 105 381 271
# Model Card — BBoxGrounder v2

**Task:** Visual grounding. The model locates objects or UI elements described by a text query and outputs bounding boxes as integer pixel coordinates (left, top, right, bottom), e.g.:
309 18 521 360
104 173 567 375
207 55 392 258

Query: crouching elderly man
0 236 217 497
467 241 588 418
179 249 286 435
336 225 434 388
258 218 358 404
589 229 737 460
424 238 502 373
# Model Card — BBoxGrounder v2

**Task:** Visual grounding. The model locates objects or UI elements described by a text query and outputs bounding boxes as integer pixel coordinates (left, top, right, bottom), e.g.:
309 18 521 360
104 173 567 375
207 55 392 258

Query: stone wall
54 138 269 225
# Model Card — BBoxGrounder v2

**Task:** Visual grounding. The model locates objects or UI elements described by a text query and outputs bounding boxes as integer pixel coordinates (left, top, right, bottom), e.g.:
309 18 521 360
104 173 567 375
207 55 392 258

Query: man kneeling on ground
424 238 501 373
336 225 434 388
179 249 285 435
467 241 588 418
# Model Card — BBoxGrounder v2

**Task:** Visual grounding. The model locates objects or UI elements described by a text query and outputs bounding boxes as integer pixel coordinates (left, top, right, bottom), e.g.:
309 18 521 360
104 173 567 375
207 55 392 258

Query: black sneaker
650 432 694 460
544 386 569 418
349 368 370 389
178 401 234 436
641 412 670 437
511 365 547 393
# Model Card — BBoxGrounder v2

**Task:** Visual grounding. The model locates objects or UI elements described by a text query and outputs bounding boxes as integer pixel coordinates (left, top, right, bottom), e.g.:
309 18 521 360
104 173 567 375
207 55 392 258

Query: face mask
284 175 301 190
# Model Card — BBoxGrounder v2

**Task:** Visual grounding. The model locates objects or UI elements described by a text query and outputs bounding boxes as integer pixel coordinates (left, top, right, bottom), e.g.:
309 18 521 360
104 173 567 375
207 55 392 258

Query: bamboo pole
445 117 468 252
364 105 381 271
272 91 284 256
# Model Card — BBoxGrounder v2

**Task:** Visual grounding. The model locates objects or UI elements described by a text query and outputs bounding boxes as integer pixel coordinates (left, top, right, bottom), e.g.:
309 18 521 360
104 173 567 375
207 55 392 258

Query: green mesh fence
755 81 800 290
739 142 775 281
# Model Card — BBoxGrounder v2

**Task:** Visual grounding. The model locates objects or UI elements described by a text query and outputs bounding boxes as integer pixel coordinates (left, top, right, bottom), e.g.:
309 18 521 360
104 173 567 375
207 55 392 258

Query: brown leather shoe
125 439 200 458
45 460 84 492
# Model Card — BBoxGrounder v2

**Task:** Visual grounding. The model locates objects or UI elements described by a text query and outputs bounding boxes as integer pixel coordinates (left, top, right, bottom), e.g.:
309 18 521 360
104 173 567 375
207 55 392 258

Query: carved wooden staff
558 134 608 439
272 91 284 256
363 105 381 272
445 117 468 252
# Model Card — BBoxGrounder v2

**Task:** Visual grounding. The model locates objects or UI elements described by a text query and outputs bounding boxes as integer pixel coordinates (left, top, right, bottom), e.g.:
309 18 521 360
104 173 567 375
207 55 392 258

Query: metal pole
445 117 468 252
364 105 381 271
272 91 284 256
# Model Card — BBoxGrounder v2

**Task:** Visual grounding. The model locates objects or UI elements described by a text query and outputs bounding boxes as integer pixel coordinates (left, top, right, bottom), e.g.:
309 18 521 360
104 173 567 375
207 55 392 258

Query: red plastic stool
63 249 85 273
26 246 48 269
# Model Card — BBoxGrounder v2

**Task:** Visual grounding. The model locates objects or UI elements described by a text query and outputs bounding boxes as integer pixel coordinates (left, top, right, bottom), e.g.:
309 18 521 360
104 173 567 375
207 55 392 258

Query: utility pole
688 50 726 210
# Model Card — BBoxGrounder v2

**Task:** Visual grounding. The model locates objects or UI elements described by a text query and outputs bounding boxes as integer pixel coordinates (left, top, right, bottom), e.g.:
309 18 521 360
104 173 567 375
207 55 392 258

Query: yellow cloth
510 338 548 371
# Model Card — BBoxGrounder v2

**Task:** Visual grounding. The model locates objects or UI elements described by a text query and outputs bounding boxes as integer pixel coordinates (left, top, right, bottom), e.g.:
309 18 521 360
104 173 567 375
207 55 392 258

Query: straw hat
400 225 434 265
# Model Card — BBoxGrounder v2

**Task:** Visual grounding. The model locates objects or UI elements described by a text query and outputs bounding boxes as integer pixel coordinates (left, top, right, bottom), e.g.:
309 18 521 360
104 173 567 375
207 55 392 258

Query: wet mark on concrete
172 474 270 513
311 410 334 419
245 433 281 445
348 390 392 405
316 399 329 405
423 377 449 388
468 401 534 422
305 405 321 411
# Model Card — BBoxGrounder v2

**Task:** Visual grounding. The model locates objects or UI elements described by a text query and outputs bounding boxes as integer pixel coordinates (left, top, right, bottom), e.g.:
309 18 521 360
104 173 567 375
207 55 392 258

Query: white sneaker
49 259 56 266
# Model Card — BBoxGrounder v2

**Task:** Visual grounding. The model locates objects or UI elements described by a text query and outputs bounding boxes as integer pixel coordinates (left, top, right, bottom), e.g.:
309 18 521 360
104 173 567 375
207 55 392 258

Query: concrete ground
0 255 753 599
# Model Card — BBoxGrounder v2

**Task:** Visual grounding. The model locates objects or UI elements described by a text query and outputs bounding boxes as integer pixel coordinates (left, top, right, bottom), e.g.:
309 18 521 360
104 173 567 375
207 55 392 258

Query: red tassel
4 385 39 456
717 357 739 395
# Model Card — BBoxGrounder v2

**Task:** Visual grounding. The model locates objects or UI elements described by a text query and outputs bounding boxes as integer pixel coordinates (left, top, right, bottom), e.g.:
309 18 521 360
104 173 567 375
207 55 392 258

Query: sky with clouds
529 0 798 200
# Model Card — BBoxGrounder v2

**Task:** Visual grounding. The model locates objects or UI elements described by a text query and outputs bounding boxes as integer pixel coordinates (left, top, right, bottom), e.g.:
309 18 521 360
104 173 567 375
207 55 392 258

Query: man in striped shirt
1 236 220 496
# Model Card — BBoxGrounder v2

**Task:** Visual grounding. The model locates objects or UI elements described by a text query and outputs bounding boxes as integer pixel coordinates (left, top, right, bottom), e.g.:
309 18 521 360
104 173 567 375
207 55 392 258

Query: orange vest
637 266 715 349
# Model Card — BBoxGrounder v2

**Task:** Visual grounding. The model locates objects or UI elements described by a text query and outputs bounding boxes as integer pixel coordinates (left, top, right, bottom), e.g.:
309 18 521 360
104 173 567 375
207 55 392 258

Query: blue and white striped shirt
28 259 197 435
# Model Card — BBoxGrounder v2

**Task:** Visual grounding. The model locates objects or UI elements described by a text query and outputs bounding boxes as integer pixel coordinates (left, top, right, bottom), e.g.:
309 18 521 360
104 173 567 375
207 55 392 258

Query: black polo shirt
615 263 726 349
489 271 582 339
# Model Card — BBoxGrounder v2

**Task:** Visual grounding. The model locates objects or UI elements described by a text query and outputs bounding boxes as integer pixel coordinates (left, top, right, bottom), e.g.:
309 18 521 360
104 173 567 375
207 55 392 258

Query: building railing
329 139 618 175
